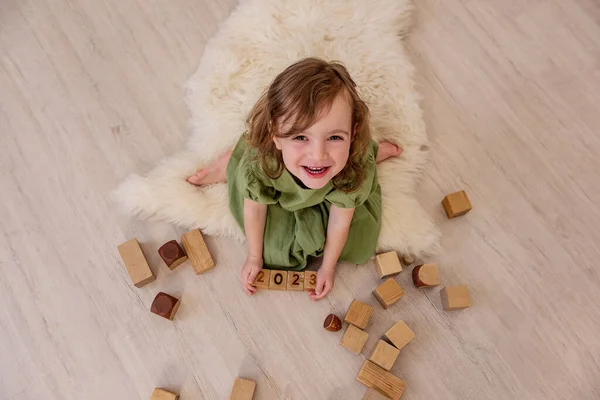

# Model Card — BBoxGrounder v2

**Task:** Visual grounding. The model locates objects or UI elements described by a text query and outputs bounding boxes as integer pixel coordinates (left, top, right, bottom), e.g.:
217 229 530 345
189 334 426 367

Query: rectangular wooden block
375 252 403 279
363 388 391 400
340 324 369 354
269 270 288 290
229 377 256 400
304 270 317 291
372 279 405 309
357 360 406 399
251 269 271 290
369 340 400 371
151 388 179 400
286 271 304 291
344 299 374 329
442 190 472 218
384 321 415 351
181 229 215 274
441 285 471 310
117 238 156 288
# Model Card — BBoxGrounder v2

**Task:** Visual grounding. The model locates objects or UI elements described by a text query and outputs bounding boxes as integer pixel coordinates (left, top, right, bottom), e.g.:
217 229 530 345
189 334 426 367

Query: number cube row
252 270 317 291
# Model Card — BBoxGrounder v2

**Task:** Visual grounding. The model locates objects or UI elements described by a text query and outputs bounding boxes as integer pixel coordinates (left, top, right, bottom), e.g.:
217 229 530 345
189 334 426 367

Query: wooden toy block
304 270 318 290
151 388 179 400
384 321 414 351
340 324 369 354
372 279 405 309
180 229 215 274
369 340 400 371
269 270 288 290
117 238 156 288
412 263 440 288
323 313 342 332
150 292 180 320
229 377 256 400
362 388 391 400
344 299 374 329
441 285 471 310
251 269 271 290
357 360 406 400
442 190 472 218
158 240 187 270
286 271 304 291
375 252 403 279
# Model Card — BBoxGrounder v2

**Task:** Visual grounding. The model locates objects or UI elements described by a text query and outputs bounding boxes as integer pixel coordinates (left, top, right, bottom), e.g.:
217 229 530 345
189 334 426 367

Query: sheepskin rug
112 0 440 260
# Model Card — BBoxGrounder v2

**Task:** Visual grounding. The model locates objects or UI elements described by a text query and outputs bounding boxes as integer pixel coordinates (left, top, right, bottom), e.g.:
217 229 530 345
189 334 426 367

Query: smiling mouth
302 166 330 177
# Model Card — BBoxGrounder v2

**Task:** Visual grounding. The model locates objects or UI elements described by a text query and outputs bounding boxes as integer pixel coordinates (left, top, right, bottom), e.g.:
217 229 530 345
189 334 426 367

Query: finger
315 278 326 296
314 281 332 300
243 281 255 296
247 268 260 284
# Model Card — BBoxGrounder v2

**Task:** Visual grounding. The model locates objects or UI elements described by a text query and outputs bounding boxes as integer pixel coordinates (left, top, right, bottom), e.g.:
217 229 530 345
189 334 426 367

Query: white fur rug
112 0 440 260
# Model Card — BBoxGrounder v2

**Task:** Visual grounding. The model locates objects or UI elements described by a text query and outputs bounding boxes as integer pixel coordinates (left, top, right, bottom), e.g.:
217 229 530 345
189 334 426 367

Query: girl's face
273 93 352 189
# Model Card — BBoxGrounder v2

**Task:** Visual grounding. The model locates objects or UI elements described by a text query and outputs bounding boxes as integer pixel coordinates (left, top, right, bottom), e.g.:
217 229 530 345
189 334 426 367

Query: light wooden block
384 321 414 351
442 190 472 218
372 279 405 309
117 238 156 288
357 360 406 400
251 269 271 290
369 340 400 371
362 388 391 400
181 229 215 274
412 263 440 288
340 324 369 354
286 271 304 291
344 299 374 329
441 285 471 310
269 270 288 290
151 388 179 400
229 377 256 400
375 252 403 279
304 270 317 290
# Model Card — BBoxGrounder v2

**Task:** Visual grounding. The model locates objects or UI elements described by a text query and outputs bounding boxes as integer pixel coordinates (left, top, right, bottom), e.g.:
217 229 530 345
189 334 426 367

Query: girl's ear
353 123 359 137
272 135 282 150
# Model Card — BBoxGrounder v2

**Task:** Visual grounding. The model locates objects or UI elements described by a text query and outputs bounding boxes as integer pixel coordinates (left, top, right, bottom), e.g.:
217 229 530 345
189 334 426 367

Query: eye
328 135 344 141
293 135 308 141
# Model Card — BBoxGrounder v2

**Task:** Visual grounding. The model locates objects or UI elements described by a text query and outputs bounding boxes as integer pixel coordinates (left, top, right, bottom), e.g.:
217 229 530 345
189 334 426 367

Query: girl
188 58 402 300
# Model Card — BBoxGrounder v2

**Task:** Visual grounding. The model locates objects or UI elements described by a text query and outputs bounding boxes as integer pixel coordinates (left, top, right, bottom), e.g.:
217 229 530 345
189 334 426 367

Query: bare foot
187 150 232 186
376 141 403 163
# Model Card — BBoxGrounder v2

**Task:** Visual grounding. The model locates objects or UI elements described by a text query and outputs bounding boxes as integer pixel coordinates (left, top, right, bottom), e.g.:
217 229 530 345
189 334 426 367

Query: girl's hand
309 265 335 301
241 255 263 295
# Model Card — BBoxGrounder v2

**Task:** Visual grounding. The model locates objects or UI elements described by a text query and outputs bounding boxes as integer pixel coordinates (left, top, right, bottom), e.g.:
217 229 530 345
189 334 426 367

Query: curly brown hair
245 57 371 192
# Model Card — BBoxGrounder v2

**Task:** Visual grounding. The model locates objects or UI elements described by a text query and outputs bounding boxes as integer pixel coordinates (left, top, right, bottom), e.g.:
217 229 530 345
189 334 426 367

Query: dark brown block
323 313 342 332
158 240 187 270
151 292 181 320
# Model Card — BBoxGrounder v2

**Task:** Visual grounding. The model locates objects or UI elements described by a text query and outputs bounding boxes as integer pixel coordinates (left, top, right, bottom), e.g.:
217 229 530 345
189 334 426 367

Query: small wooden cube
304 270 318 290
375 252 403 279
340 324 369 354
229 377 256 400
150 292 181 320
251 269 271 290
181 229 215 274
158 240 187 270
117 238 156 288
372 279 405 309
442 190 472 218
369 340 400 371
269 270 288 290
384 321 414 351
412 263 440 288
287 271 304 291
344 299 374 329
357 360 406 400
151 388 179 400
441 285 471 310
362 389 391 399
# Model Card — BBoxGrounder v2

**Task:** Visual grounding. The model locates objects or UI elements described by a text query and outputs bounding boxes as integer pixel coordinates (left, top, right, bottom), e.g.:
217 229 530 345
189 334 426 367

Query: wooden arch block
412 263 440 288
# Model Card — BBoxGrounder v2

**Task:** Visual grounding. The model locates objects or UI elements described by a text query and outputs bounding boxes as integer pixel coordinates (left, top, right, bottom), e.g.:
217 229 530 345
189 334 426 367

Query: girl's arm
241 197 267 295
311 205 355 300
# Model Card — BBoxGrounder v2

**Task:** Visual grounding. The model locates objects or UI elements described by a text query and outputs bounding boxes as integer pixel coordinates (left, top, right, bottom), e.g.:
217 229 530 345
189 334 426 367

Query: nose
313 140 328 161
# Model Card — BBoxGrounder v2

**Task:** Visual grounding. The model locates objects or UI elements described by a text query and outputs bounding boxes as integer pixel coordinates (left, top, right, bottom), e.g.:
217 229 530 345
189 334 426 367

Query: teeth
305 166 327 175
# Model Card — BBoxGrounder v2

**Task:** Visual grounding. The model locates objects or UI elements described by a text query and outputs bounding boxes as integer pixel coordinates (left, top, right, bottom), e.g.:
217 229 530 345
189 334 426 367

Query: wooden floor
1 0 599 399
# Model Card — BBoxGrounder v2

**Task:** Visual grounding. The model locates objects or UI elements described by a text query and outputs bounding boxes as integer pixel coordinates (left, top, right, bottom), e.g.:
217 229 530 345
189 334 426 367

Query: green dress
227 136 382 271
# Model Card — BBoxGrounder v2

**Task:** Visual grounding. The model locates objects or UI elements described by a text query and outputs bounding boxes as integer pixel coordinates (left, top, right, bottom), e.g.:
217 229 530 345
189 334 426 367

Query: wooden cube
304 270 318 290
442 190 472 218
150 292 180 320
269 270 288 290
286 271 304 291
251 269 271 290
369 340 400 371
151 388 179 400
357 360 406 400
340 324 369 354
372 279 405 309
158 240 187 270
181 229 215 274
412 263 440 288
362 389 391 400
229 377 256 400
344 299 374 329
117 238 156 288
441 285 471 310
384 321 414 351
375 252 403 279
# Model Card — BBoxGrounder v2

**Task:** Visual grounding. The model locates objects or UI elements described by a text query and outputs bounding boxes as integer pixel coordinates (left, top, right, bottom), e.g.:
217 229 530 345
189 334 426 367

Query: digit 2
256 270 264 283
274 273 283 285
292 273 300 285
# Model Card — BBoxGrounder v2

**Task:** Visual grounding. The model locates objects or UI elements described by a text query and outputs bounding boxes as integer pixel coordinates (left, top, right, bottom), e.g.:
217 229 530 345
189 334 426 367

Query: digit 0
274 273 283 285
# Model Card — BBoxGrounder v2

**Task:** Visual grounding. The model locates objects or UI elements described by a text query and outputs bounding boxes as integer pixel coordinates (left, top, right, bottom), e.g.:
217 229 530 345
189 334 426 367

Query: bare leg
187 150 232 186
376 141 403 163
